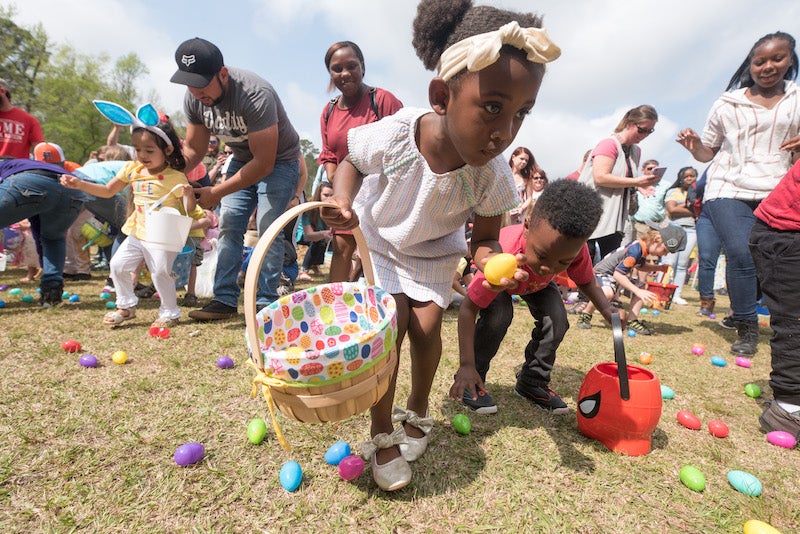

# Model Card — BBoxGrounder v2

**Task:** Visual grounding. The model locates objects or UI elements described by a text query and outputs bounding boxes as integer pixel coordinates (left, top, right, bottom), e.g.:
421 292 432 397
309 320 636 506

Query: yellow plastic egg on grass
112 350 128 364
484 253 517 285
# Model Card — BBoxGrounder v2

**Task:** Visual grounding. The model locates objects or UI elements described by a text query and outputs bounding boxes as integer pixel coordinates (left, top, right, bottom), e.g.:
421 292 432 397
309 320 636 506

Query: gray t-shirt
184 67 300 163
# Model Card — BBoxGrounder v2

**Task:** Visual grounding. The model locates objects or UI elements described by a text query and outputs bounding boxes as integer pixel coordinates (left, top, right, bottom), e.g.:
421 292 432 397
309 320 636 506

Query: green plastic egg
679 465 706 492
247 418 268 445
744 383 762 398
453 413 471 435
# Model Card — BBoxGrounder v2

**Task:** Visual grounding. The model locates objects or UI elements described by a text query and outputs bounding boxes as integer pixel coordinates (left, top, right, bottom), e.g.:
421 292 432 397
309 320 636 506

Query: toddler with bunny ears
320 0 560 491
61 102 197 329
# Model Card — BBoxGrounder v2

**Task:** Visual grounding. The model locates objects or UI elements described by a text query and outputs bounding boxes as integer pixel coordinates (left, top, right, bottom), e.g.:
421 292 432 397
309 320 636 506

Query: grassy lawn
0 265 796 533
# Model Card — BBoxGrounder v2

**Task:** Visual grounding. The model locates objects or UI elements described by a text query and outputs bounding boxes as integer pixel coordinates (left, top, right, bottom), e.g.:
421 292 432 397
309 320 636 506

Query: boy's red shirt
467 223 594 308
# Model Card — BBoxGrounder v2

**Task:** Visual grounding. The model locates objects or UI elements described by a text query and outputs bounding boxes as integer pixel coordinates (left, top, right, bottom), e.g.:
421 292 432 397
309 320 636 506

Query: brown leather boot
695 296 716 317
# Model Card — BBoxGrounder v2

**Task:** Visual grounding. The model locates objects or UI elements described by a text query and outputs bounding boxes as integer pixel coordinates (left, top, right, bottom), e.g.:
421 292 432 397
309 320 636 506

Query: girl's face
750 38 794 91
681 169 697 188
132 130 169 173
320 186 334 202
328 46 364 98
511 151 529 172
443 54 544 168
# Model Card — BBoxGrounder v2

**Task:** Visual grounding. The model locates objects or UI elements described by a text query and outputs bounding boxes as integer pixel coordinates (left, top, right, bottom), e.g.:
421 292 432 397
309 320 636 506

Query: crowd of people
1 0 799 492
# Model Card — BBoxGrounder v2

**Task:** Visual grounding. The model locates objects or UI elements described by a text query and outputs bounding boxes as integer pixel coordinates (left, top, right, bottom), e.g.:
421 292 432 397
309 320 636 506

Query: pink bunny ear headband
92 100 173 147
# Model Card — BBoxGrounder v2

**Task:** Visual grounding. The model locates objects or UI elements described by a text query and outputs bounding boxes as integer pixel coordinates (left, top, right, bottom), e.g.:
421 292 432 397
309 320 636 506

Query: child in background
578 221 686 335
750 159 800 437
296 181 334 281
182 208 217 307
7 219 42 282
61 115 196 329
451 180 615 415
321 0 560 491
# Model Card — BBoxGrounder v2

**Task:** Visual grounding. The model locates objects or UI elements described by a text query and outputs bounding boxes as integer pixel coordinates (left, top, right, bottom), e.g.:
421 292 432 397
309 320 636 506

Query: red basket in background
645 282 677 310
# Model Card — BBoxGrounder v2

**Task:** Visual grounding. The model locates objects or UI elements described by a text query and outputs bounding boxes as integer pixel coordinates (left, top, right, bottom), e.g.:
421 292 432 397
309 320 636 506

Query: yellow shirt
116 161 190 240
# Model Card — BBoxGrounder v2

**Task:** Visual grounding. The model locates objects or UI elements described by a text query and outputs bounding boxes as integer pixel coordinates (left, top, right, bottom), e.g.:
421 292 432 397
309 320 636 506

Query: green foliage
0 8 49 111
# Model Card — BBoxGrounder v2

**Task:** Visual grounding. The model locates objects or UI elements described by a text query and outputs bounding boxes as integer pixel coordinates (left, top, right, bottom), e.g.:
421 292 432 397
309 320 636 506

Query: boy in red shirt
750 159 800 437
450 180 618 414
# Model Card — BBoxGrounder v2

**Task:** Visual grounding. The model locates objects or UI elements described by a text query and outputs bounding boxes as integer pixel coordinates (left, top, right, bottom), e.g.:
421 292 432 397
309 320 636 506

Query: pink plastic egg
735 356 752 368
677 410 702 430
707 419 729 438
766 430 797 449
691 345 705 356
338 455 365 481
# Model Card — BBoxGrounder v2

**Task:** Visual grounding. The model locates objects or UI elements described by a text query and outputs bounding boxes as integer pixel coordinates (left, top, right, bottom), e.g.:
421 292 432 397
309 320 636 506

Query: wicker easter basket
244 202 397 446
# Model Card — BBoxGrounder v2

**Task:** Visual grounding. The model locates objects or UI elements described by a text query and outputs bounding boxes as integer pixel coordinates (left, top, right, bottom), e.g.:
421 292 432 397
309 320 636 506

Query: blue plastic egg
324 441 351 465
21 294 34 303
710 356 727 367
627 329 637 337
660 385 675 399
69 294 80 303
651 310 661 316
100 292 112 300
9 288 21 295
174 442 205 466
279 461 303 491
62 291 71 299
105 301 117 309
0 300 5 308
727 470 762 497
640 307 649 314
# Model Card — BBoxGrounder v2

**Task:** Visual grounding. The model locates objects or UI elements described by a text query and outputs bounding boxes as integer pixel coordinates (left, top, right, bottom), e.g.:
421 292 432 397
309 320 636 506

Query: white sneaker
672 296 688 305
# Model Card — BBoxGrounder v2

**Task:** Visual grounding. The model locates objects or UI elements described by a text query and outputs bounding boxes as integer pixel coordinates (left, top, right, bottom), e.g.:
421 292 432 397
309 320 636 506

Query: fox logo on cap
181 55 196 67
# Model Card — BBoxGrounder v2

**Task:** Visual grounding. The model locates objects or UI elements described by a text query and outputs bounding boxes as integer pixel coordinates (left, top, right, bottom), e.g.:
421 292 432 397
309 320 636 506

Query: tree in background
300 139 320 196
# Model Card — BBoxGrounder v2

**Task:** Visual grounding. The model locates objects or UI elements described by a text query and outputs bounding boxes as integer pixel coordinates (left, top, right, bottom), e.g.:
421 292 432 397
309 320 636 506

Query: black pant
474 282 568 389
750 220 800 405
587 232 623 265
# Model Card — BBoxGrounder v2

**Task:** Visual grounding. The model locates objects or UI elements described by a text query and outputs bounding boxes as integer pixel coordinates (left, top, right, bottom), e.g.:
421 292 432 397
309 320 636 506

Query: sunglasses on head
636 124 655 135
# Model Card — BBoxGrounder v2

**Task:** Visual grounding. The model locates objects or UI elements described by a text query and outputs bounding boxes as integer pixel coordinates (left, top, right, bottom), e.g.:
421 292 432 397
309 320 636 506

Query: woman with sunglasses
579 105 662 260
507 147 547 225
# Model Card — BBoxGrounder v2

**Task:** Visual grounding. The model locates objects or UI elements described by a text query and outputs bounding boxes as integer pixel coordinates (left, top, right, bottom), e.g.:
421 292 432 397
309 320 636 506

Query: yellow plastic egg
112 350 128 365
484 253 517 285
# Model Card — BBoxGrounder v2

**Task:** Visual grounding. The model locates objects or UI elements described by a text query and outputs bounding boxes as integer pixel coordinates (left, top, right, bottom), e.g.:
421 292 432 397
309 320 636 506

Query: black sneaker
63 272 92 281
576 312 592 329
462 389 498 415
719 316 736 330
759 400 800 438
515 384 569 414
628 319 654 335
134 283 156 298
39 284 63 308
188 300 238 321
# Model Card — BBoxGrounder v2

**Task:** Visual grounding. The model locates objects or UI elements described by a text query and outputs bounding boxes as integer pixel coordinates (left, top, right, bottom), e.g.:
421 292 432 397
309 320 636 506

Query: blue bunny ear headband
93 100 173 147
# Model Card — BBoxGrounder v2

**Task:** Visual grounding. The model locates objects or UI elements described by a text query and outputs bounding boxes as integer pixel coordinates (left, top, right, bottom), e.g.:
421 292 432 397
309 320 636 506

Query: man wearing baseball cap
0 78 44 158
171 37 302 320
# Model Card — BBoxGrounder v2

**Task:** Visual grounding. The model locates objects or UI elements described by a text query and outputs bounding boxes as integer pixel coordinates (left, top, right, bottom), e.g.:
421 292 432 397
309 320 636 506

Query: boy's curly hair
527 180 602 239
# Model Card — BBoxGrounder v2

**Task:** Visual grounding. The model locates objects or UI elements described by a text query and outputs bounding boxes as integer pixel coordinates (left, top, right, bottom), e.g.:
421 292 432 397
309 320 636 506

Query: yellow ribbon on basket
247 361 292 451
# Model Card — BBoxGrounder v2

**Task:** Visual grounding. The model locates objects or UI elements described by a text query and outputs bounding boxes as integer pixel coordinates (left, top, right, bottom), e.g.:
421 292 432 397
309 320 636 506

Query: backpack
324 87 380 124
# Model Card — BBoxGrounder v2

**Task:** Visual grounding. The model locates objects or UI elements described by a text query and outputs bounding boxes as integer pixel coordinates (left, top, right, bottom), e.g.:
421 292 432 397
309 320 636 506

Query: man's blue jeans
213 158 299 308
702 198 760 322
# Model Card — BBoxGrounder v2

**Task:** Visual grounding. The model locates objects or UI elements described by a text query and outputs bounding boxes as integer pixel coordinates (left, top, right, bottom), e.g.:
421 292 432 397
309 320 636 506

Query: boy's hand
478 254 528 291
636 289 658 306
450 366 485 404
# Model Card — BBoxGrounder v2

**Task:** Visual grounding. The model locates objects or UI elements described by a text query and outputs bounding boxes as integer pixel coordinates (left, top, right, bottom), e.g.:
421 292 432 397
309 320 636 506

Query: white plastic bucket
145 185 192 252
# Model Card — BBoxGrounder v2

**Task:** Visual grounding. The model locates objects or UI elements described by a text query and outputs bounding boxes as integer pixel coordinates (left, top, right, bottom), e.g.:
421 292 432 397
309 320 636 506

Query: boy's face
649 239 669 257
523 218 586 277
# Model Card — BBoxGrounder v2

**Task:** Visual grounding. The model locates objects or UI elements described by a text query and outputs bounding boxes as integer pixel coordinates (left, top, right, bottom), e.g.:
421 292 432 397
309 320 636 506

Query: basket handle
146 183 189 215
243 201 375 370
611 312 630 401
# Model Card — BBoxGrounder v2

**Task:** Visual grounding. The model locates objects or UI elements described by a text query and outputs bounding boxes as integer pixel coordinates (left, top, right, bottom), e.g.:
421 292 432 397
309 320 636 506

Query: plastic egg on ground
112 350 128 364
727 470 762 497
707 419 729 438
627 329 637 338
660 385 675 399
692 345 705 356
149 326 170 339
0 285 7 291
68 294 80 303
640 307 649 314
338 455 365 481
21 294 34 303
105 301 117 309
710 356 727 367
279 461 303 491
216 356 234 369
651 310 661 316
743 520 782 534
708 313 717 319
9 287 22 295
677 410 702 430
453 413 471 435
100 292 112 300
62 339 82 353
324 441 351 465
78 354 98 368
736 356 753 368
0 300 6 308
744 384 762 398
62 291 71 299
174 442 205 466
679 465 706 492
638 352 654 365
247 418 268 445
766 430 797 449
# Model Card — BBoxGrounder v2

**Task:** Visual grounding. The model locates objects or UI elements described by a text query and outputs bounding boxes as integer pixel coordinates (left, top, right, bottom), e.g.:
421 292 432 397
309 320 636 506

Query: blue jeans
663 225 697 298
703 198 760 322
0 173 90 287
213 158 299 308
695 211 722 299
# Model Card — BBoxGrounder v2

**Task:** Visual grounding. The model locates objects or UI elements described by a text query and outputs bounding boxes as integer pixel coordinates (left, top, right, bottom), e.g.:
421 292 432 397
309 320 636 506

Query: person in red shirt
750 159 800 437
0 78 44 158
450 180 618 415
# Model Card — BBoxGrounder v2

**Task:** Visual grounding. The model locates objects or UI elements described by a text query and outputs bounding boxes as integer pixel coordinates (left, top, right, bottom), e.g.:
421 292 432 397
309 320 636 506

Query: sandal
103 307 136 325
296 272 313 282
360 427 411 491
151 317 179 329
392 405 434 462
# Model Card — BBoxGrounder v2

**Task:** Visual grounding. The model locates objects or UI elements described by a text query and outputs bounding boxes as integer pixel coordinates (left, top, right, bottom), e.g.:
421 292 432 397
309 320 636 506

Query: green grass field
0 265 796 533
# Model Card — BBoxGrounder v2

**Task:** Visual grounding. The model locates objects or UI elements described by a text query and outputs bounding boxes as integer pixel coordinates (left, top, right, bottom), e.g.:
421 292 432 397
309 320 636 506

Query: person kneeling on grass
578 221 686 335
450 180 618 415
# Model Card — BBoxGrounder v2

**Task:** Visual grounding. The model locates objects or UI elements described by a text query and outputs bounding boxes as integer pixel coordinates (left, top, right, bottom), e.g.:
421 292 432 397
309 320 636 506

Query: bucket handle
145 183 189 215
243 201 377 371
611 312 630 400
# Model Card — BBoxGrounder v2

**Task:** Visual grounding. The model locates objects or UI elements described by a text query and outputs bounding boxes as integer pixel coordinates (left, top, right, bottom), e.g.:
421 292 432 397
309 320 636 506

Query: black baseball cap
646 221 687 253
170 38 224 88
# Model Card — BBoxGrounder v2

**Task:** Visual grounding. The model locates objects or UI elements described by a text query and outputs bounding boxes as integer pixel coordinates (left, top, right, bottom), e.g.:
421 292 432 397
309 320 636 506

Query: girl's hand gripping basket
244 201 398 450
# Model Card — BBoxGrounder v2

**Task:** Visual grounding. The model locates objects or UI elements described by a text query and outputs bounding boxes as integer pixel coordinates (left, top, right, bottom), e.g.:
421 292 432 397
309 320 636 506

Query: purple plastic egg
216 356 234 369
78 354 98 368
174 442 205 466
766 430 797 449
0 285 7 291
338 455 365 481
709 313 716 319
